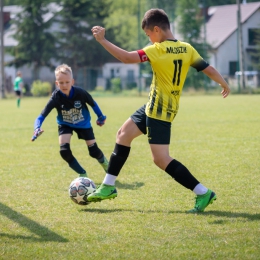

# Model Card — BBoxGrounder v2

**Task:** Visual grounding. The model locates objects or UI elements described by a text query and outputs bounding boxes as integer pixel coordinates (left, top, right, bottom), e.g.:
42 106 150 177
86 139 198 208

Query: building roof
207 2 260 49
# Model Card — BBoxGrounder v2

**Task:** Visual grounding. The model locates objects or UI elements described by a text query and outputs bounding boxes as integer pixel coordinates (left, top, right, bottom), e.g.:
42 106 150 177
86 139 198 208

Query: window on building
229 61 238 76
126 70 136 89
248 28 260 45
110 68 115 78
127 70 134 82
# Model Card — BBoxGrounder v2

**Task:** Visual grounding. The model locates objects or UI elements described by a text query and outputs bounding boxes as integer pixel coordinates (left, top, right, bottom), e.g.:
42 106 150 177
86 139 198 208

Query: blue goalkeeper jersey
38 86 102 129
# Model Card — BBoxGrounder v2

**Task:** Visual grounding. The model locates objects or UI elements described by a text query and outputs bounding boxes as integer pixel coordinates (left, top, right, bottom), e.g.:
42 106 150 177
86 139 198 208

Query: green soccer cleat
100 157 109 172
188 189 216 213
87 183 117 202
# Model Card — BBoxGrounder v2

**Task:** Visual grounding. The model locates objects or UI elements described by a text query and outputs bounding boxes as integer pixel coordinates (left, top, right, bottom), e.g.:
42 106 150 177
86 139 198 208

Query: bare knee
153 156 173 170
116 127 132 145
153 157 164 169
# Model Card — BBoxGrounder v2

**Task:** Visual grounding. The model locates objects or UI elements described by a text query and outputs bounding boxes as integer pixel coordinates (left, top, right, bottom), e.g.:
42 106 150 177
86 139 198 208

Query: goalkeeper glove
31 128 44 141
96 115 106 126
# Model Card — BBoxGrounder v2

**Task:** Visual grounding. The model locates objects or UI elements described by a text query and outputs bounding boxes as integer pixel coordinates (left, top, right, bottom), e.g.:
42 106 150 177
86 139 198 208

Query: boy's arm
92 26 140 64
31 98 56 141
31 114 45 141
92 101 106 127
202 65 230 98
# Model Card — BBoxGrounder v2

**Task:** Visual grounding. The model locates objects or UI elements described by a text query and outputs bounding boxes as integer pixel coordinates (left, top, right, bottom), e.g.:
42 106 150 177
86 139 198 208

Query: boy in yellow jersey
88 9 230 212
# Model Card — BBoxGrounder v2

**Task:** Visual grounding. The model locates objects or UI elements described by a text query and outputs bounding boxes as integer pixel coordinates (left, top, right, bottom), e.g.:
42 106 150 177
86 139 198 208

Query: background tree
2 0 52 5
54 0 114 77
103 0 178 79
103 0 149 81
103 0 145 51
176 0 208 89
6 0 56 80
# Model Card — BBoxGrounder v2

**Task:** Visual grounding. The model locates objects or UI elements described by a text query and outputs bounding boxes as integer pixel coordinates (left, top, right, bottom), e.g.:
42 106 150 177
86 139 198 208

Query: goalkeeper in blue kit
31 64 108 177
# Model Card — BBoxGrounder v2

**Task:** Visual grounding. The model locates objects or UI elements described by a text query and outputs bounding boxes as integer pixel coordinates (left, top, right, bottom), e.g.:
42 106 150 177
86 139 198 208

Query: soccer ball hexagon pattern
68 177 96 205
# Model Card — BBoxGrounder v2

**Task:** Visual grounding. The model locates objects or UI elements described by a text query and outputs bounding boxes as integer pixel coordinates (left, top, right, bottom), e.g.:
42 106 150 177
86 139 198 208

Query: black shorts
58 125 95 140
15 90 21 96
130 105 171 144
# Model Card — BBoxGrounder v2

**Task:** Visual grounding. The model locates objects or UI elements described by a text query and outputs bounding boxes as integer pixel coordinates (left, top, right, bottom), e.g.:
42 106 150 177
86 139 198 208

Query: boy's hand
96 115 106 127
220 84 230 98
91 26 106 42
31 128 44 141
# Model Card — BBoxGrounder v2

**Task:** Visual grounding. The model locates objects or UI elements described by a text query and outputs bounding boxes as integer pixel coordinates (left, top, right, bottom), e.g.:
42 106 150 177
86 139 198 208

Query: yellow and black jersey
137 40 209 122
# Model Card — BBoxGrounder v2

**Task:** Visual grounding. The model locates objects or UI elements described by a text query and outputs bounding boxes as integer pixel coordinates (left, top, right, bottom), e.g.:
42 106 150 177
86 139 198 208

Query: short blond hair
55 64 73 78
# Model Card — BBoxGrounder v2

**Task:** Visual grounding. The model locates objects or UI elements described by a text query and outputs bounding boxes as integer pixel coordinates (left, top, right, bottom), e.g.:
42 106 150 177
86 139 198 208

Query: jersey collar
166 39 178 42
60 86 74 99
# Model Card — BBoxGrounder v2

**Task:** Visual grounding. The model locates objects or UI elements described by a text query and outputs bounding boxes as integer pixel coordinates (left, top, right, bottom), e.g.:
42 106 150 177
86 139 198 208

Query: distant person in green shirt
14 71 24 107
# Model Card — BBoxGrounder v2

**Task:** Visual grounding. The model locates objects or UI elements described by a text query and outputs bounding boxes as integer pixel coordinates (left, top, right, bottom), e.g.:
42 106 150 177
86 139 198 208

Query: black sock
107 143 131 176
165 159 199 190
69 158 86 174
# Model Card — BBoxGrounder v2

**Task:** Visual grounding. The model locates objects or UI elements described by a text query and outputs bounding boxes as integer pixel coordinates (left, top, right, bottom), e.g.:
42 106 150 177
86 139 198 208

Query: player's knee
153 157 160 167
117 127 122 137
60 143 73 163
116 128 128 144
88 143 103 159
116 127 127 140
153 156 166 170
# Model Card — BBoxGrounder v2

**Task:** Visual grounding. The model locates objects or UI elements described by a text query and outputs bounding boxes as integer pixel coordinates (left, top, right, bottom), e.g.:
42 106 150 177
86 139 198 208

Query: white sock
193 183 208 195
103 173 117 186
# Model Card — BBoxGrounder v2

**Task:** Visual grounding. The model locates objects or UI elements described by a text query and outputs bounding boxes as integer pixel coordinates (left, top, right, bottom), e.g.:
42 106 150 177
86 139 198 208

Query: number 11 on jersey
172 59 183 86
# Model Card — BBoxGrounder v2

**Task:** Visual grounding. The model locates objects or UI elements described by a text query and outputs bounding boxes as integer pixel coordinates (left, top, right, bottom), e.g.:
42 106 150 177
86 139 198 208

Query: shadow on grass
0 202 68 242
81 207 260 222
201 210 260 222
115 180 145 190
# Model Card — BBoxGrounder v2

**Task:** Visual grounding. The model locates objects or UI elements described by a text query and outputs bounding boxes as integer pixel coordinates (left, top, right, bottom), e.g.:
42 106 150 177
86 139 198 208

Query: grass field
0 94 259 260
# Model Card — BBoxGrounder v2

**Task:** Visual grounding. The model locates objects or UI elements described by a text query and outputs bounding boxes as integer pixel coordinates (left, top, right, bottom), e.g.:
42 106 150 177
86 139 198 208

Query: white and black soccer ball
68 177 96 205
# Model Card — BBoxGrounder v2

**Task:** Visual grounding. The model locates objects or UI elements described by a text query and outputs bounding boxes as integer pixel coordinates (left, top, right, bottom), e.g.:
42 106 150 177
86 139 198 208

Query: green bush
110 77 121 93
31 80 52 97
95 85 105 92
126 82 137 90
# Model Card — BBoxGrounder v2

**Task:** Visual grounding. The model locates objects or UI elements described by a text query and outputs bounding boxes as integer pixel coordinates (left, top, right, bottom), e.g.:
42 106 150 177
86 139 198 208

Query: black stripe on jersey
167 97 172 120
157 94 163 117
149 88 156 114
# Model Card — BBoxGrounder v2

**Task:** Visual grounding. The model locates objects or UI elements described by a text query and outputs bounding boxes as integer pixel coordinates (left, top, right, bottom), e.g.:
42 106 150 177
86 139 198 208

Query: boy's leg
16 91 21 107
165 159 216 212
87 143 130 201
87 142 108 172
148 118 216 213
88 118 143 202
150 144 202 191
59 132 87 177
60 143 87 176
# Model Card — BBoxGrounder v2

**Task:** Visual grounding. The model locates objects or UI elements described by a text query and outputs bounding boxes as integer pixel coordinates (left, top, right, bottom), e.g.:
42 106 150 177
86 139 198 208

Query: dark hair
141 9 170 31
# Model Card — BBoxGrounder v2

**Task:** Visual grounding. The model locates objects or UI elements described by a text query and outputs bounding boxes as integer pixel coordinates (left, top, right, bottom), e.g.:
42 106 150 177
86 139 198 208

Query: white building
206 2 260 77
173 2 260 87
97 62 139 90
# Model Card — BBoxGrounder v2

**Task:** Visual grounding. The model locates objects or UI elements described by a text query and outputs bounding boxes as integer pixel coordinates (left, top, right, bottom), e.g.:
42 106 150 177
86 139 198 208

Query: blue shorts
130 105 171 144
58 125 95 140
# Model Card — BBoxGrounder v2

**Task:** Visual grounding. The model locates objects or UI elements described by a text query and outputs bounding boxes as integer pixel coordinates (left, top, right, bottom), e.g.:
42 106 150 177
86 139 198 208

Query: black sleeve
79 88 95 107
191 59 209 72
41 97 56 118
